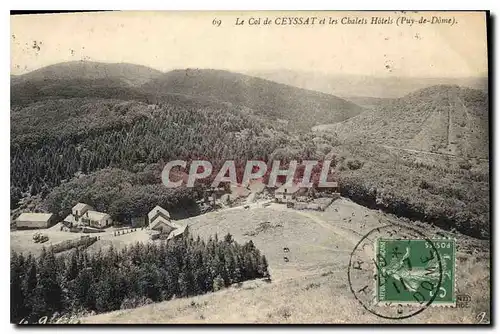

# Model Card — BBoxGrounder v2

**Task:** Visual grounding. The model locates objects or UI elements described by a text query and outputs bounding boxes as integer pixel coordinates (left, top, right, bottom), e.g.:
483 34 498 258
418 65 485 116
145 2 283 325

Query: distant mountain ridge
248 69 488 99
12 62 365 131
141 69 364 130
11 77 154 106
12 61 164 86
314 85 489 158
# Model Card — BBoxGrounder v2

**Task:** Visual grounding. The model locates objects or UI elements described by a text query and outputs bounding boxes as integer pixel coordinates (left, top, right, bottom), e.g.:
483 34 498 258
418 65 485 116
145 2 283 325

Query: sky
10 11 488 78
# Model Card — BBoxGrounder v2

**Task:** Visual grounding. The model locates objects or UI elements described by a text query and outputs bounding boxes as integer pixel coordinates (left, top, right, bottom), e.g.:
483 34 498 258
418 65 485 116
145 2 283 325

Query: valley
313 85 489 159
10 61 490 324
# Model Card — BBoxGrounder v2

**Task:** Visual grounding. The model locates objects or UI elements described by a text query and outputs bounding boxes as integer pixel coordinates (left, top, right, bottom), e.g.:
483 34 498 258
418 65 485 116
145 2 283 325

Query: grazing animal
284 256 289 262
283 247 290 253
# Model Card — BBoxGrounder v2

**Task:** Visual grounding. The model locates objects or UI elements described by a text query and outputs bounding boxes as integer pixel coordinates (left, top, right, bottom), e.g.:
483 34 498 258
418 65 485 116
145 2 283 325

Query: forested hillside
12 61 163 86
10 62 490 239
332 144 489 238
12 62 349 222
141 69 364 131
11 233 269 323
10 95 305 192
42 167 201 223
11 94 322 220
11 78 153 106
11 62 165 106
12 63 364 131
321 85 489 158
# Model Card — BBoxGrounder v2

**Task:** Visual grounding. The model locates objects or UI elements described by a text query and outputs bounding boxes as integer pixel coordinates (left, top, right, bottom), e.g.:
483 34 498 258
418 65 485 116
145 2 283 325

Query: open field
82 254 489 324
80 198 490 324
10 225 151 256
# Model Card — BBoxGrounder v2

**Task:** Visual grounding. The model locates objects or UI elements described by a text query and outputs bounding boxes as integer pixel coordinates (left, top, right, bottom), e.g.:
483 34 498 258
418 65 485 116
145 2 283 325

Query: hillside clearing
81 198 489 324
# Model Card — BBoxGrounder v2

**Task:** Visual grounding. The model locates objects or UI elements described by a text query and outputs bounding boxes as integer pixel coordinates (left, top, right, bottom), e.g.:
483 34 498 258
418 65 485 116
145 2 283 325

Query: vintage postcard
10 11 490 324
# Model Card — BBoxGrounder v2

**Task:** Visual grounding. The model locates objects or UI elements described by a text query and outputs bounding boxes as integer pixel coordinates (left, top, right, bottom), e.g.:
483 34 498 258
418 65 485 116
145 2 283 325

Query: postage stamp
375 238 456 306
348 224 448 319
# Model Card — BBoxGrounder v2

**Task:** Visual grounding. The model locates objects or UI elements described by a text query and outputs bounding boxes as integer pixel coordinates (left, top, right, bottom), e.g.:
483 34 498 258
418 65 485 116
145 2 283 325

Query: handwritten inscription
19 316 48 324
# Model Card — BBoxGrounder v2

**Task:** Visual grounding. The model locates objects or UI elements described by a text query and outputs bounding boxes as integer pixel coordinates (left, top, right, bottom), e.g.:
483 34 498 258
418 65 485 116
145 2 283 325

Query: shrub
346 159 363 170
212 275 225 292
419 180 432 190
120 296 153 310
305 282 321 290
278 306 292 319
458 159 472 170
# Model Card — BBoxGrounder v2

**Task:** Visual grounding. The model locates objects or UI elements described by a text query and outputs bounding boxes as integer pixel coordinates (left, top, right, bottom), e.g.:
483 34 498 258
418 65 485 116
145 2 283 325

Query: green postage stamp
375 238 456 306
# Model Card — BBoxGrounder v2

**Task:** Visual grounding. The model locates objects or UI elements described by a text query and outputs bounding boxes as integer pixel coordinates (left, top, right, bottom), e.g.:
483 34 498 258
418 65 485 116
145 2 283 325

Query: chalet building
166 224 189 241
147 205 187 240
63 214 76 226
148 205 172 231
149 217 176 234
316 181 340 198
16 213 56 229
72 203 94 221
80 211 112 229
64 202 112 228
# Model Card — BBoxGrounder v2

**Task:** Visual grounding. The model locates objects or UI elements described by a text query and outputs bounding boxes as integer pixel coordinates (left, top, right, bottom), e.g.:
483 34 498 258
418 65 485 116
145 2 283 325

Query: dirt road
380 144 488 161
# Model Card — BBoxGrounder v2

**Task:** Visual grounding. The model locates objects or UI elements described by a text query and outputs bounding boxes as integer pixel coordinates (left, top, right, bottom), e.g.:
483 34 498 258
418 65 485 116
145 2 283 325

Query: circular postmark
348 223 443 320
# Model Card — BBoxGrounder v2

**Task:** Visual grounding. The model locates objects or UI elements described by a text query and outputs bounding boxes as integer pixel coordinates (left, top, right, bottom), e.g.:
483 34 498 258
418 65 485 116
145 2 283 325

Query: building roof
275 183 301 194
147 229 161 235
167 224 187 240
63 214 76 224
83 210 110 221
73 202 93 212
17 212 53 222
148 205 170 221
149 216 173 230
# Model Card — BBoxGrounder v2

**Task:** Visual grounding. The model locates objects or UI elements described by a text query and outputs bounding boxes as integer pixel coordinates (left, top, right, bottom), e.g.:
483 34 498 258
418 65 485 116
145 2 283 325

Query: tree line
11 232 269 323
11 97 301 206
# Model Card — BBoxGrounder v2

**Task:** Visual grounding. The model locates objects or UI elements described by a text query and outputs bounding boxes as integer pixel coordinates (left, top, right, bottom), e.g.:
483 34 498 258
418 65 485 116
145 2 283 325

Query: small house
148 205 171 225
16 213 55 229
72 203 94 221
62 202 113 229
316 181 340 198
148 205 173 233
63 214 77 226
149 216 176 234
80 210 112 228
147 205 187 240
167 224 189 241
